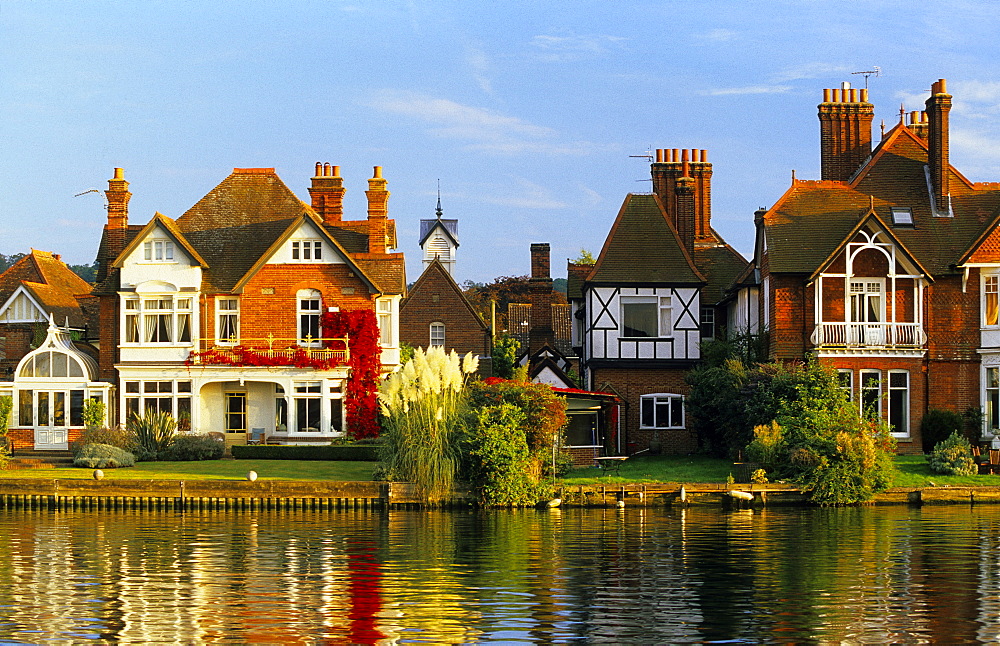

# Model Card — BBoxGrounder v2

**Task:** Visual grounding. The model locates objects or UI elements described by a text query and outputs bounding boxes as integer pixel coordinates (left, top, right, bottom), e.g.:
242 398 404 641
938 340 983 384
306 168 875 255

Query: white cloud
368 90 604 155
693 28 738 43
706 85 792 96
952 128 1000 162
772 63 852 83
529 33 626 62
477 178 568 210
465 45 493 95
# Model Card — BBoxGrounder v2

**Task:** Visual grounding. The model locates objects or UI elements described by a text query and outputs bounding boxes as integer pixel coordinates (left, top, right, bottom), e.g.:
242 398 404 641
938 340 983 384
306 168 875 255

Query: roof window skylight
891 207 913 226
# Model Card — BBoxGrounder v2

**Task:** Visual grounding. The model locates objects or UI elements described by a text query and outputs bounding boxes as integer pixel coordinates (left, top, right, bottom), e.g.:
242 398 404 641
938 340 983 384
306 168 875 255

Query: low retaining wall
0 480 997 510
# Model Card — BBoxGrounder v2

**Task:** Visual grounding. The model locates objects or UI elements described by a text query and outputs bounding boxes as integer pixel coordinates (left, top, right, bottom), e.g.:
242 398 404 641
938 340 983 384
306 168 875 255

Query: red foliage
323 309 382 439
186 346 344 370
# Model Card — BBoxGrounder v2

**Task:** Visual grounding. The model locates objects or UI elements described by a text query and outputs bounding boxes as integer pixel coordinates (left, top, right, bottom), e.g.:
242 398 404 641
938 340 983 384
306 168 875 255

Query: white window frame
121 295 192 346
887 370 910 437
377 298 394 347
122 379 192 424
291 239 323 262
639 393 684 430
986 366 1000 437
216 297 240 345
849 279 885 323
293 381 322 433
620 296 672 339
700 307 715 340
429 322 445 348
142 239 175 263
297 289 322 347
984 273 1000 328
837 369 853 402
860 370 882 417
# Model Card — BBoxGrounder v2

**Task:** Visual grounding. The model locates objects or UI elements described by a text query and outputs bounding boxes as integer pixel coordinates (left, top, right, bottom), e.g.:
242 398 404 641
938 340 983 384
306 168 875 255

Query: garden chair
988 449 1000 475
248 428 266 445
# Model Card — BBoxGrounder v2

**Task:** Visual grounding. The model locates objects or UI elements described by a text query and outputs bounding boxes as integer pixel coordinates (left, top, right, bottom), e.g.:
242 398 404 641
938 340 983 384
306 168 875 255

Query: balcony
187 336 350 369
810 322 926 349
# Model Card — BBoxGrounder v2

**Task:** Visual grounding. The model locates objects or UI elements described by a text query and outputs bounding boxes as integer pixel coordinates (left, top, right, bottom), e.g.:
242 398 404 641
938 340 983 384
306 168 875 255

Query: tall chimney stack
818 83 874 181
365 166 389 254
528 243 554 354
926 79 952 215
308 162 346 224
104 167 131 262
651 148 712 248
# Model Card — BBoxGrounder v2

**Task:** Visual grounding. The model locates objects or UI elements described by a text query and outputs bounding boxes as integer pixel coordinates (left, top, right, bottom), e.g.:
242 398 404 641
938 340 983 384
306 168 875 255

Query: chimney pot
861 88 868 102
655 149 663 163
332 165 340 177
113 168 124 180
373 166 382 179
841 81 851 91
323 162 331 177
823 88 832 102
315 162 322 177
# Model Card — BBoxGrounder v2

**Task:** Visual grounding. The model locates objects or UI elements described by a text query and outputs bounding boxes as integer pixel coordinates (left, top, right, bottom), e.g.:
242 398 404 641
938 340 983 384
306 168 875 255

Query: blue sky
3 1 1000 283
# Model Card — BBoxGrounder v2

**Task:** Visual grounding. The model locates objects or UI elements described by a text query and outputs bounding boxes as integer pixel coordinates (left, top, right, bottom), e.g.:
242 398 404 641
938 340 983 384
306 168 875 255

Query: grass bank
0 460 376 481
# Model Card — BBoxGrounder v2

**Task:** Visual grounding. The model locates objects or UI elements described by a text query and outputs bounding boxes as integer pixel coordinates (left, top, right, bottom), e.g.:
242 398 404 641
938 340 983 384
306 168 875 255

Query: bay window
122 296 192 345
621 296 672 338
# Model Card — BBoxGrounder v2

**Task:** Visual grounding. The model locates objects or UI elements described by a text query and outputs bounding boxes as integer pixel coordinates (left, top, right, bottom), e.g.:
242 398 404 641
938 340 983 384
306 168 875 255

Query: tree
571 249 596 265
462 274 567 322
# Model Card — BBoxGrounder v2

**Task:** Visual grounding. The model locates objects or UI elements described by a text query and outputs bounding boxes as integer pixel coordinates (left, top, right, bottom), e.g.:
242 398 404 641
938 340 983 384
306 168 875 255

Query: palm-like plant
127 410 178 458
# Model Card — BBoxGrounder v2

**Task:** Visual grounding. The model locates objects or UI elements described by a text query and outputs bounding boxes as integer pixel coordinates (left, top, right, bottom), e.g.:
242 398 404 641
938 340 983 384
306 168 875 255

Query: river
0 504 998 643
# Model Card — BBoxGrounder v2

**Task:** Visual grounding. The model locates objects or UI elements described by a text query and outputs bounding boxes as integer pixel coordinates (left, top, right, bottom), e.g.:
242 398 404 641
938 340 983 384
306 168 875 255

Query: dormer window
891 207 913 226
292 240 323 261
620 296 672 338
143 240 175 262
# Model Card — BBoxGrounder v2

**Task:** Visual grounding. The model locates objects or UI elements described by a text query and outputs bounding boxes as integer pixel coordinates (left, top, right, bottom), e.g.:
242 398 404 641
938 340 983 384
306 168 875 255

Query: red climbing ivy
322 308 382 439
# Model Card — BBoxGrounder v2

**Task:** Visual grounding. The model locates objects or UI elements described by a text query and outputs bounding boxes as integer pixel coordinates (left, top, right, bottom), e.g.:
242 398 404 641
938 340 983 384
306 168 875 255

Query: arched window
297 289 322 346
429 322 445 348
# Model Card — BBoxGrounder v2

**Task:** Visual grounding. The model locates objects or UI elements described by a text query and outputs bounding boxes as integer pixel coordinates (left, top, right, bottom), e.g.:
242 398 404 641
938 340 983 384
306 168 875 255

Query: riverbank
1 477 1000 510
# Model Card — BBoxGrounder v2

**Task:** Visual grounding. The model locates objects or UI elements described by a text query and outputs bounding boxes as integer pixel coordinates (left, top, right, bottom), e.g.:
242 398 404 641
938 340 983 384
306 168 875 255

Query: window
19 351 85 378
291 239 323 261
123 296 191 345
123 380 192 421
621 296 671 338
837 370 853 401
18 390 32 426
143 239 175 262
985 275 999 327
700 307 715 339
861 370 881 417
330 398 343 433
226 392 247 433
378 299 393 347
294 382 322 432
850 281 883 323
888 371 909 436
430 322 445 348
988 367 1000 435
217 298 240 344
297 289 322 346
890 207 914 226
640 394 684 429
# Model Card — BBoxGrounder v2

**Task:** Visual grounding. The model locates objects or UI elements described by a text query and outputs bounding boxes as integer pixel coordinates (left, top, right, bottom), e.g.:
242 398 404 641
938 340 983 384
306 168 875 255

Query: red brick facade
399 260 488 356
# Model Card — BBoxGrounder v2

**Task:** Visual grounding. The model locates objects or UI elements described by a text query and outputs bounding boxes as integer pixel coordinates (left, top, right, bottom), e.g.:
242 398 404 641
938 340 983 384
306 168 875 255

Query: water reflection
0 506 999 642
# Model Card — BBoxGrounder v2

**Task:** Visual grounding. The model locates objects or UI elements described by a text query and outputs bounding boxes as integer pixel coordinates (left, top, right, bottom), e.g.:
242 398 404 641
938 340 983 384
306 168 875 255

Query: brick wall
399 268 489 356
590 366 695 455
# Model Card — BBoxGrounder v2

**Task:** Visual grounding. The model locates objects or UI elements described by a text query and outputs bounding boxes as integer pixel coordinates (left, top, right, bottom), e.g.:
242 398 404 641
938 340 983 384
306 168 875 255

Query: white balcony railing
810 322 926 348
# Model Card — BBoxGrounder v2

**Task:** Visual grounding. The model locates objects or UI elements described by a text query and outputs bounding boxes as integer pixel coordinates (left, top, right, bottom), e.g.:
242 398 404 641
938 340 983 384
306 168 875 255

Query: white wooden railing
810 322 926 347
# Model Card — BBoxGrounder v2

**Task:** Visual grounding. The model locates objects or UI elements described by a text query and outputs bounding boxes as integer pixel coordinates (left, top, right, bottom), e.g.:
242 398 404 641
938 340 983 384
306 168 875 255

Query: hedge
231 444 379 461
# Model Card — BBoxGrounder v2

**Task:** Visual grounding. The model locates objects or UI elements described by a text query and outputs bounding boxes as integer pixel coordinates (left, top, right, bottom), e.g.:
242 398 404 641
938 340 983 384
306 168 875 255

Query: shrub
231 444 380 461
82 398 105 430
490 334 520 380
463 404 539 506
79 425 132 451
921 409 965 453
159 434 224 461
745 421 784 469
74 443 135 469
0 395 11 469
927 431 978 476
378 347 479 499
466 378 567 476
127 411 177 460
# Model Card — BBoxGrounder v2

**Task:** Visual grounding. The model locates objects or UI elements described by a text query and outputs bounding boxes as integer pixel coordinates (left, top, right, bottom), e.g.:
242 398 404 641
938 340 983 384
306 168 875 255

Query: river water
0 504 998 643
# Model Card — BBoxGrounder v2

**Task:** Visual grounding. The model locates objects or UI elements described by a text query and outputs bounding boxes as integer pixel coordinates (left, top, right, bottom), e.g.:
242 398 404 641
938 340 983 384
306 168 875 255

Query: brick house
87 163 405 446
736 78 1000 453
570 153 748 454
399 205 490 357
0 250 113 450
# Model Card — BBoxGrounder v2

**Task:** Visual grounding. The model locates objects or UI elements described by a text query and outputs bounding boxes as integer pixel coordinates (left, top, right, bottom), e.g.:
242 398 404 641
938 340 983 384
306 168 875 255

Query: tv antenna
852 66 881 89
631 146 654 183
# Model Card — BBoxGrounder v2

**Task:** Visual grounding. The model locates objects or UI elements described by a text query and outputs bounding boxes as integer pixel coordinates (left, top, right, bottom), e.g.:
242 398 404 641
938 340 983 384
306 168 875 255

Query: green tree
491 334 520 380
571 249 596 264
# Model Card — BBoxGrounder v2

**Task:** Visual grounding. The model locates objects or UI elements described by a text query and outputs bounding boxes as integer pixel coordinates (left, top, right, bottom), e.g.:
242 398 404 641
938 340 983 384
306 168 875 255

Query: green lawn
4 454 1000 488
0 459 377 481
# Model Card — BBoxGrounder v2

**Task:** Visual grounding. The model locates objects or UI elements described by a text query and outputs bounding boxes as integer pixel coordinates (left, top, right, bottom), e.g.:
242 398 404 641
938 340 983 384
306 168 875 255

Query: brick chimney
104 167 131 262
528 243 554 354
674 153 696 258
308 162 345 224
818 83 874 181
365 166 389 254
651 148 712 248
925 79 952 215
906 110 929 139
